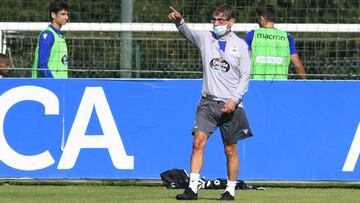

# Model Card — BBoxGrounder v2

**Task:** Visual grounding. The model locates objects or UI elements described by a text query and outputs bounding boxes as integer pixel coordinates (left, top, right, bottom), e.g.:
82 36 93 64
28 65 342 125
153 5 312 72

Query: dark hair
213 4 236 19
256 3 276 22
49 1 69 20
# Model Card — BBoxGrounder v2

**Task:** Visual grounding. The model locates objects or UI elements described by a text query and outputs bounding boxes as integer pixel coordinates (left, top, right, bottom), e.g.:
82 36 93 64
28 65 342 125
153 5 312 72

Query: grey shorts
192 96 253 145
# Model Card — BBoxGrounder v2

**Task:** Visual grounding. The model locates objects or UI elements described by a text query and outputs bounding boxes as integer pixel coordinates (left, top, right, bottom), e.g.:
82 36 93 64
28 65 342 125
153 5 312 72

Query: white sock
225 180 236 196
189 173 200 193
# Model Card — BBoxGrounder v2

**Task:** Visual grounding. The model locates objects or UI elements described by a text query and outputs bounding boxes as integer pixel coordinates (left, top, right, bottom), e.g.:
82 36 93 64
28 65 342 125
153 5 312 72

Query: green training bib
32 26 68 78
251 28 290 80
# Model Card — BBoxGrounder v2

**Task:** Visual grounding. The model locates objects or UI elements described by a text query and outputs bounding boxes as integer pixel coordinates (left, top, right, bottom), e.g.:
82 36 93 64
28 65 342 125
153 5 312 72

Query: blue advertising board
0 79 359 181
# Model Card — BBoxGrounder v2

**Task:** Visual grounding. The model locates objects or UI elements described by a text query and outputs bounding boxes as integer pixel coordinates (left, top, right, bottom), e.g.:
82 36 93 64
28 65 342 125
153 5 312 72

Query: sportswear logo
256 33 286 41
197 178 206 189
210 58 230 73
43 33 48 39
62 55 68 66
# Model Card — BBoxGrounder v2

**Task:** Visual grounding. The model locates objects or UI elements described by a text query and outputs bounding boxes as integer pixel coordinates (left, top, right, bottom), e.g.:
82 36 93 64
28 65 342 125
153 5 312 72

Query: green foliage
0 0 359 23
1 0 359 79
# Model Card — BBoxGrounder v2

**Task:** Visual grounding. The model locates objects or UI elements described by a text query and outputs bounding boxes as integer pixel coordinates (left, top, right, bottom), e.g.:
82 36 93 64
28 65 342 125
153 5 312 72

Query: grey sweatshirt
176 19 251 106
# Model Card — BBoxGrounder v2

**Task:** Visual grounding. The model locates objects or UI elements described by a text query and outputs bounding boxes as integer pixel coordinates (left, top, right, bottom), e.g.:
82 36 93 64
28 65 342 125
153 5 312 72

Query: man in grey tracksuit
168 4 253 201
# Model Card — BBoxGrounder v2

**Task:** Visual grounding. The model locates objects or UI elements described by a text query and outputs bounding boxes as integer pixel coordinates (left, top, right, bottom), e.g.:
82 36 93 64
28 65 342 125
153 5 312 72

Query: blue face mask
213 24 228 37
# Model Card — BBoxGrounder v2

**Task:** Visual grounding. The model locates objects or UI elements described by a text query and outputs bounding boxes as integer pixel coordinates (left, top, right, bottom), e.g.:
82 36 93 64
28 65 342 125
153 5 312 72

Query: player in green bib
32 1 69 78
245 4 306 80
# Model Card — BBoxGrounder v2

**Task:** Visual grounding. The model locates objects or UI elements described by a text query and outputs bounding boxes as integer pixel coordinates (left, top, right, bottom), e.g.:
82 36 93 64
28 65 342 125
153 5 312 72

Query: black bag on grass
160 169 264 190
160 168 189 189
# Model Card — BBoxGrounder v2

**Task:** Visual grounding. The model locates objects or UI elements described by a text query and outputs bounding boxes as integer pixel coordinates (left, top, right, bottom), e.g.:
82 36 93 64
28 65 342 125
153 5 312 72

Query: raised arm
167 6 203 48
168 6 183 23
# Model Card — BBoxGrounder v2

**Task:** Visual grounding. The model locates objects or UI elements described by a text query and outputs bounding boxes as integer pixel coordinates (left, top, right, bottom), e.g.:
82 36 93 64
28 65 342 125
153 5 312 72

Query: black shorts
192 96 253 145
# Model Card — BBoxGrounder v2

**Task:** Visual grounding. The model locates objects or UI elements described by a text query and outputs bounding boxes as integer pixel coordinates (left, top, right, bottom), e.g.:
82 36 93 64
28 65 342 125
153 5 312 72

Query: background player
245 3 306 80
32 1 69 78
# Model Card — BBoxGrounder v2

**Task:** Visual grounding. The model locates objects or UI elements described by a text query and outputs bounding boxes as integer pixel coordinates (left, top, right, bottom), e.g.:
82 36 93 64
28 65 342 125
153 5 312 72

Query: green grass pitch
1 185 360 203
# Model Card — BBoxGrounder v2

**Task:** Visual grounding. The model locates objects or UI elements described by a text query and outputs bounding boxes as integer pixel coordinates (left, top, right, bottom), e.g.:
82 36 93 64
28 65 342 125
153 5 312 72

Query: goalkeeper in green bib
32 1 69 78
245 4 306 80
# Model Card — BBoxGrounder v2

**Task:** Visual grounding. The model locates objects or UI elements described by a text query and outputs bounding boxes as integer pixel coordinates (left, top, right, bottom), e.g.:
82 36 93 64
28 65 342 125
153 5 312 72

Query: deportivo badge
210 58 230 72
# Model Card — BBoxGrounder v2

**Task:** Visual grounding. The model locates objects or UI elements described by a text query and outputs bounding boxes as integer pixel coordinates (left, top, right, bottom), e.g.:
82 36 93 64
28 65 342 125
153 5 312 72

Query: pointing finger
169 6 178 13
